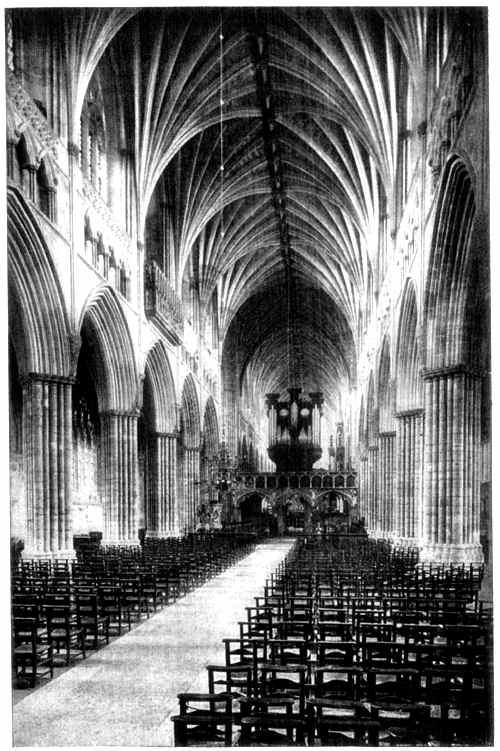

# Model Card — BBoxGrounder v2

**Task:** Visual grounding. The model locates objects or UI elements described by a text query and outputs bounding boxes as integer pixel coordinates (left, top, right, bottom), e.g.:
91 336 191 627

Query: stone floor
11 538 295 747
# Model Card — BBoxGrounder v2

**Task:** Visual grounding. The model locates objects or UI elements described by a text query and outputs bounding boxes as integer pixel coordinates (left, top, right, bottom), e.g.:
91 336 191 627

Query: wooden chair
239 710 306 745
207 664 253 705
13 617 53 687
45 605 86 665
366 665 419 706
371 702 431 746
314 665 364 702
99 584 130 635
317 716 380 746
316 640 357 667
267 638 309 668
172 692 234 746
76 592 110 650
258 663 308 715
306 698 372 746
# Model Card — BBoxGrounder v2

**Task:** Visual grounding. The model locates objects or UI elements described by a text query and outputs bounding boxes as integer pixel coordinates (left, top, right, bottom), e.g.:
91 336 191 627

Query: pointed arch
376 335 393 430
79 284 138 412
424 156 477 369
8 187 70 376
180 373 201 449
202 396 219 460
358 395 366 450
395 278 422 409
366 371 377 446
143 341 177 433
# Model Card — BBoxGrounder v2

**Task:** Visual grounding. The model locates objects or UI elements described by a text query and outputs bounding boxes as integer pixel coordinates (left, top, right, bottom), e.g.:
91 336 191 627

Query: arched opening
422 156 487 563
285 496 306 532
240 492 275 536
137 374 154 536
36 159 54 221
376 336 396 536
394 280 423 542
78 286 139 542
240 493 263 523
140 342 178 538
377 336 393 432
8 189 72 554
9 339 25 544
179 375 201 533
395 280 421 410
366 372 376 447
199 397 220 527
72 329 102 536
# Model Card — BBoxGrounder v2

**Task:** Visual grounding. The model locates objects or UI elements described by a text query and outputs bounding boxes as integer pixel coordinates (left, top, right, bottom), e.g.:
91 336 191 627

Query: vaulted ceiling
59 7 441 417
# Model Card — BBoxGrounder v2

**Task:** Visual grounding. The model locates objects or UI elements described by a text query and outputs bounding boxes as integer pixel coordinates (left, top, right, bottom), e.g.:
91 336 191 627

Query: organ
266 388 323 472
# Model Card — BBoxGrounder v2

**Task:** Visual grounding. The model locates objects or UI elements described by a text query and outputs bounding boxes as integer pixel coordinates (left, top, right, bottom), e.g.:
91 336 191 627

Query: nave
12 538 294 746
7 7 492 746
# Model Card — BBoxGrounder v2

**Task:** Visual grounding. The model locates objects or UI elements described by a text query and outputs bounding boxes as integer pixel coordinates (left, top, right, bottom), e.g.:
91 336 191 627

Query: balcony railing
233 470 358 493
144 260 184 345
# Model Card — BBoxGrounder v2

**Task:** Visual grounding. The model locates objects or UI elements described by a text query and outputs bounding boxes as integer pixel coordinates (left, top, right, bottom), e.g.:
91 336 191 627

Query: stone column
358 454 368 525
146 432 177 538
100 411 139 543
367 445 379 536
421 366 483 564
22 374 74 556
177 445 200 534
187 447 200 530
378 432 396 538
395 409 423 544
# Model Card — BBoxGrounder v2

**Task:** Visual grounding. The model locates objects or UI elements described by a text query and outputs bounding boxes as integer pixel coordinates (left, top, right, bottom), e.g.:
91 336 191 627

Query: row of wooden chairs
12 531 257 689
172 536 491 745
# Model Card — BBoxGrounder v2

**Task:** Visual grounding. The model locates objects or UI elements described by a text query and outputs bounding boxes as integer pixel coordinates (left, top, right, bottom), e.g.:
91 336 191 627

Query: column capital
368 444 379 452
153 431 178 439
422 363 482 380
379 431 396 438
20 372 75 387
395 408 424 419
100 408 141 419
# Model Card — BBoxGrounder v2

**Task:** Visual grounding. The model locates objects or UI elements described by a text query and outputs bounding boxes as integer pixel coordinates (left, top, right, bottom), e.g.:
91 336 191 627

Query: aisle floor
12 538 295 747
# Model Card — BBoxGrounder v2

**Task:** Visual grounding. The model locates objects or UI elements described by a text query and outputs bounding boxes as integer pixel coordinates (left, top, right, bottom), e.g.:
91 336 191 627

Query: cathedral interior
8 6 492 747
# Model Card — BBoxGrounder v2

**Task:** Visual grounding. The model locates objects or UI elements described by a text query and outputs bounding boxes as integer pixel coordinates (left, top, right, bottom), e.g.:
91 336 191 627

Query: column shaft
22 375 74 555
101 411 138 543
395 410 423 544
367 445 379 535
146 433 178 537
421 367 482 564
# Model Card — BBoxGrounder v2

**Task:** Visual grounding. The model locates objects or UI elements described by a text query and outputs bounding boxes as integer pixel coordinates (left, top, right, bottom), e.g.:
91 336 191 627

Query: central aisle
12 538 295 747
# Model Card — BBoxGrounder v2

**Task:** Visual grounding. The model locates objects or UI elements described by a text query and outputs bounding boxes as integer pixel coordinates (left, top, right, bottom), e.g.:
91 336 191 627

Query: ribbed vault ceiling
69 6 434 414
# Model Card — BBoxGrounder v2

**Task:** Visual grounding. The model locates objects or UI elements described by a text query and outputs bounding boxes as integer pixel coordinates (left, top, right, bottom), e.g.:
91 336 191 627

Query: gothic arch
143 341 177 433
202 396 219 460
376 335 394 431
8 187 70 376
424 156 477 369
180 374 201 449
358 395 366 450
366 371 376 446
79 284 138 412
395 279 422 410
